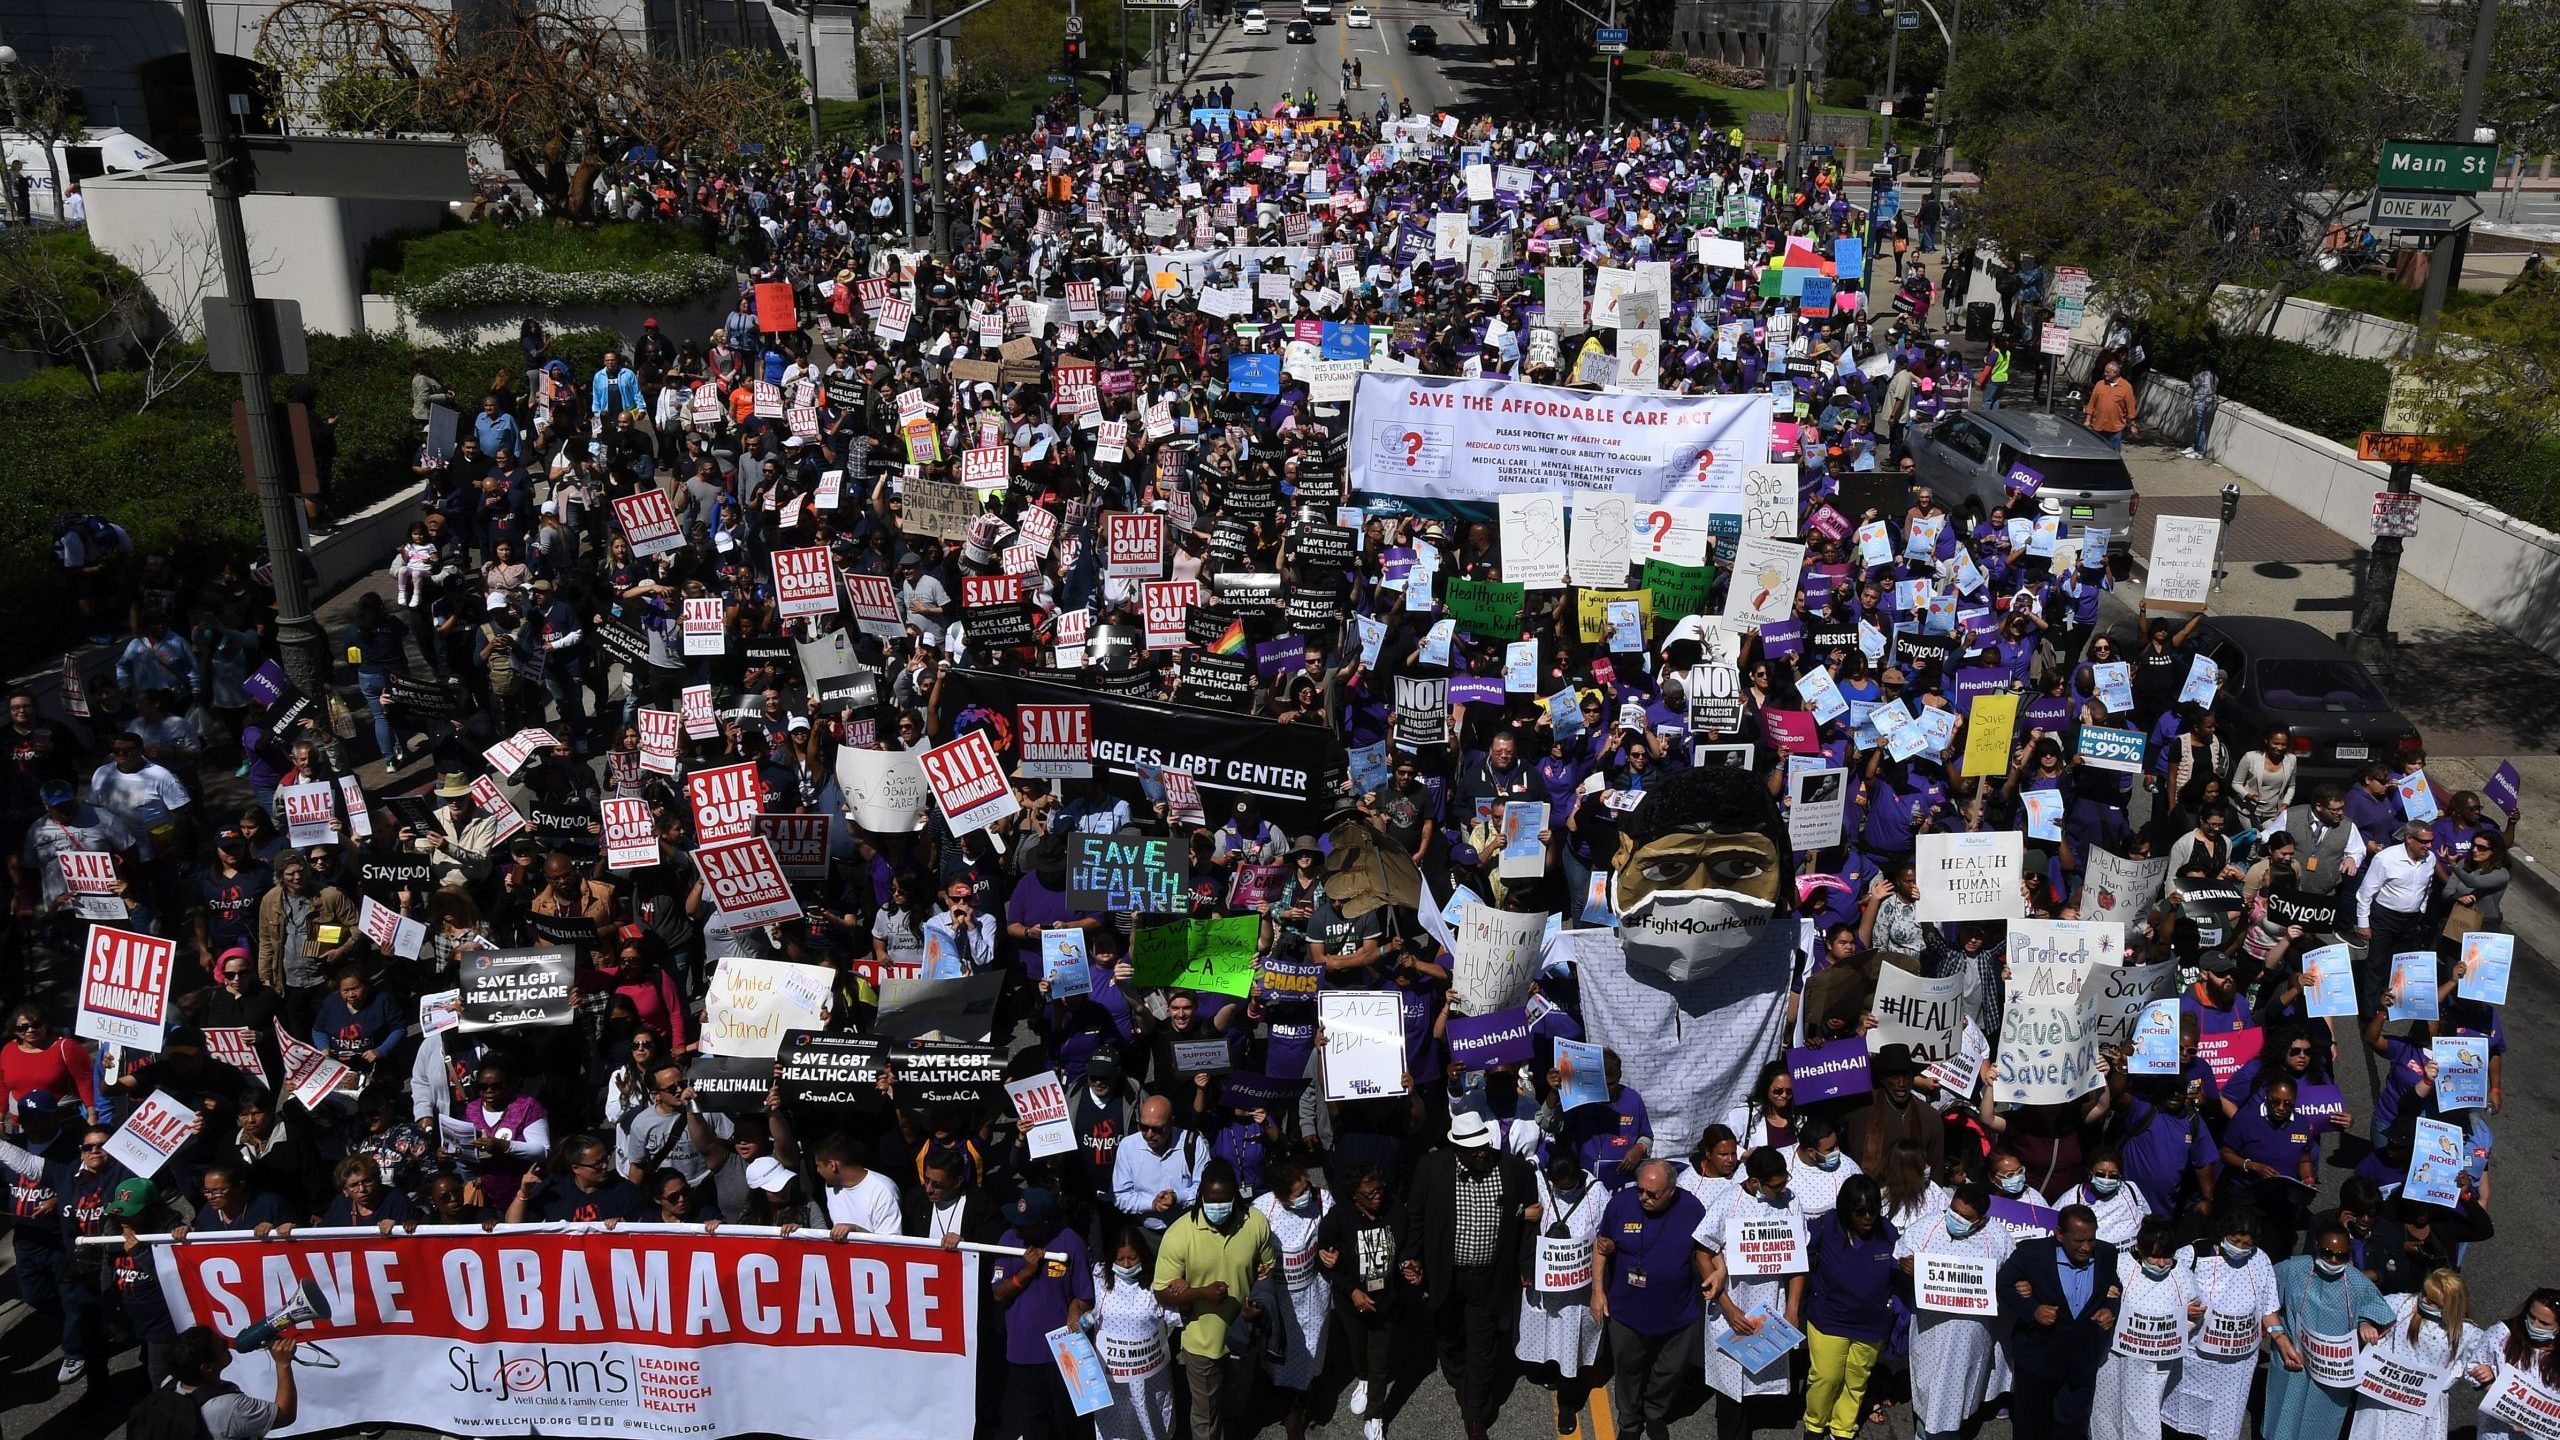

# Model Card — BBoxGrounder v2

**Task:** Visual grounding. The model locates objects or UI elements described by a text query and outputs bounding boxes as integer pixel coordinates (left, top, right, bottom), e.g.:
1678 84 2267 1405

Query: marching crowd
5 93 2552 1440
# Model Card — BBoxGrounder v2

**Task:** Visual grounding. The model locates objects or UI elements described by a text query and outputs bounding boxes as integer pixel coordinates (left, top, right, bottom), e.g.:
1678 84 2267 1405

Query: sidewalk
2119 446 2560 908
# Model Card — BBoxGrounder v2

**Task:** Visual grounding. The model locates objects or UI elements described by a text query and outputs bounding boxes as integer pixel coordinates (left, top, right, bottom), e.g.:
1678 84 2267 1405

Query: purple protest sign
1989 1194 2060 1235
243 660 289 708
2023 695 2073 735
1265 1020 1316 1080
2293 1082 2352 1133
2485 761 2522 816
1256 635 1307 682
1221 1072 1308 1110
1788 1043 1873 1104
1448 1007 1538 1071
1760 619 1805 660
1449 677 1508 707
2004 462 2043 499
1950 667 2010 716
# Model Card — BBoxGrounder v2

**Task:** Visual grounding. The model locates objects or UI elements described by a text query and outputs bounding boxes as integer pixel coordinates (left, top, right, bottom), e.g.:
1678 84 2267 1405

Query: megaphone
233 1279 331 1353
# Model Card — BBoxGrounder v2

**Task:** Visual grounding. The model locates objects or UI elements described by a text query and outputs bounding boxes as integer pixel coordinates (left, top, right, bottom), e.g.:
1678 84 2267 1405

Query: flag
1209 618 1247 656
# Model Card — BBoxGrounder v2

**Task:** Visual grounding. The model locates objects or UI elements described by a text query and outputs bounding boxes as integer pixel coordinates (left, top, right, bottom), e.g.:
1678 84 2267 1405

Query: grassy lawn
1595 51 1870 129
2295 274 2494 326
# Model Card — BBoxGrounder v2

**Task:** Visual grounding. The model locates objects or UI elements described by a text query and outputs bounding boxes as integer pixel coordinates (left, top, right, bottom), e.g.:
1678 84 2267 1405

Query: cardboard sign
702 958 836 1059
696 836 804 928
687 761 763 845
771 546 841 619
919 730 1019 835
613 487 684 556
77 925 174 1053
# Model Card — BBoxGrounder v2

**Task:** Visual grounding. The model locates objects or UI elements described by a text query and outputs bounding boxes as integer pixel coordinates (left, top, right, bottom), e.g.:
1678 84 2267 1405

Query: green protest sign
1643 559 1715 625
1129 913 1262 997
1446 579 1526 639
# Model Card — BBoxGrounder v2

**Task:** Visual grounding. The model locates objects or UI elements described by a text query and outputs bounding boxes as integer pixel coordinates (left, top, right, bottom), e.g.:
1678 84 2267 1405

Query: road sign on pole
1595 25 1627 51
2369 190 2483 233
2376 138 2498 193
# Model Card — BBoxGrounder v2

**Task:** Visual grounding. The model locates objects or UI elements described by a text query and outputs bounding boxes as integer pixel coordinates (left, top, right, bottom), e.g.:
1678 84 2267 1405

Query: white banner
838 747 931 833
154 1228 980 1439
700 957 835 1059
1346 374 1771 507
1449 905 1545 1016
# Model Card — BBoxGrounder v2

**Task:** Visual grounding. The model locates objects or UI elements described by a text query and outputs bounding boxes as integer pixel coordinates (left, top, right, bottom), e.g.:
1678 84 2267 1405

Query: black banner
1211 572 1284 615
383 674 463 719
1285 584 1346 636
1808 624 1860 656
1893 633 1954 678
458 946 577 1031
814 669 881 713
596 619 653 669
1092 668 1162 699
1294 522 1357 569
1087 624 1143 673
690 1053 777 1115
359 855 433 889
940 667 1346 832
889 1041 1006 1115
1394 675 1448 750
2264 887 2338 933
528 800 599 848
1210 518 1256 566
971 602 1035 649
1174 651 1255 709
740 638 794 671
1293 468 1347 507
1186 606 1239 650
777 1029 889 1110
524 911 599 948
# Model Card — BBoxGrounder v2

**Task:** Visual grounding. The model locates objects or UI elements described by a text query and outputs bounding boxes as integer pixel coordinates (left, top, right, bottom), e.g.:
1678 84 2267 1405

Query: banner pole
80 1221 1032 1257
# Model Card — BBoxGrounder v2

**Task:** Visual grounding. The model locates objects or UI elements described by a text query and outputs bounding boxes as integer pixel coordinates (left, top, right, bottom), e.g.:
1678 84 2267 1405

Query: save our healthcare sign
155 1228 982 1439
1346 374 1773 508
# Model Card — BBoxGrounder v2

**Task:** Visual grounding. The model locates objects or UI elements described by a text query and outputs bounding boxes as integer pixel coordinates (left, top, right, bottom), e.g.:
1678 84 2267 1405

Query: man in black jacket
2370 1196 2495 1295
1998 1204 2121 1440
1400 1111 1542 1440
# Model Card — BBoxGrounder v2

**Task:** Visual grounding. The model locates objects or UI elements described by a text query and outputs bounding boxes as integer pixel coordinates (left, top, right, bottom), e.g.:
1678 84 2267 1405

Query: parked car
1286 17 1316 39
1240 7 1269 31
1905 406 2137 552
1346 5 1374 25
2189 616 2424 781
1407 21 1438 49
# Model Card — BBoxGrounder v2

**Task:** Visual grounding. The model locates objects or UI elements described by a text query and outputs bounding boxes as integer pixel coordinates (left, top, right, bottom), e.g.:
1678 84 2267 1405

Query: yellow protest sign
1575 589 1652 643
1961 693 2019 779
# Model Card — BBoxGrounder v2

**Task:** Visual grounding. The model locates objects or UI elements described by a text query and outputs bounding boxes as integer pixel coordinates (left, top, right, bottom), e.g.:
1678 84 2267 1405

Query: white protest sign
1913 1250 1996 1314
1916 830 2024 921
1450 905 1545 1016
1007 1072 1079 1159
2146 515 2220 610
102 1090 201 1179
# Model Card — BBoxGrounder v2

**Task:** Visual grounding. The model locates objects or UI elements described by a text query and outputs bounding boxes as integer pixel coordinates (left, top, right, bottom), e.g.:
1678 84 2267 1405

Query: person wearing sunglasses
0 1123 177 1386
1 1005 97 1124
2259 1220 2396 1440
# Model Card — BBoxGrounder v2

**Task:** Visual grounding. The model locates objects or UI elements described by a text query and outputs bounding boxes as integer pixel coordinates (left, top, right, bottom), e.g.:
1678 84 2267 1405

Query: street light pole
1601 0 1617 125
1928 0 1958 212
802 1 822 151
179 0 330 701
1880 1 1902 145
2352 0 2498 661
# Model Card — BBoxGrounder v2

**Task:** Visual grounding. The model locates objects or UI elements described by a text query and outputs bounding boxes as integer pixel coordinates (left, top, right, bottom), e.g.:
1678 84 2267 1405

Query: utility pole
1927 0 1958 211
1121 3 1132 128
2352 0 2498 661
1601 0 1617 124
1880 0 1902 145
802 1 822 151
180 0 329 702
923 0 949 255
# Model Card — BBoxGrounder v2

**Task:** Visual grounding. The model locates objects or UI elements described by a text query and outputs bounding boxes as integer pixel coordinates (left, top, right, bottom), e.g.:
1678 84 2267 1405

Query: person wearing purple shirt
1804 1175 1900 1438
1562 1052 1653 1190
2343 767 2403 850
2105 1085 2218 1219
2215 1076 2316 1257
986 1188 1094 1431
1594 1161 1710 1440
2179 956 2253 1039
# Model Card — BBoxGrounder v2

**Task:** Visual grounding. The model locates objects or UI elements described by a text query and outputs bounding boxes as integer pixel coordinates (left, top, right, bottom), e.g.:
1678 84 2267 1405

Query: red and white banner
772 547 842 620
682 597 725 656
960 445 1009 490
202 1026 265 1080
603 797 658 871
919 731 1019 836
1142 580 1196 651
681 684 718 741
687 762 763 844
637 709 681 776
154 1229 980 1440
57 850 125 920
612 488 684 556
104 1090 200 1178
1007 1073 1077 1159
961 573 1021 618
695 836 804 928
280 780 339 847
76 925 174 1052
760 813 831 881
1104 513 1165 579
470 776 526 843
846 574 905 638
1015 705 1092 780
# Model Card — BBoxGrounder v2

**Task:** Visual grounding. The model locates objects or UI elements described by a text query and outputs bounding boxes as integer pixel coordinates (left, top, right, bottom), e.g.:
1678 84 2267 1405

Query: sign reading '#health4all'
1346 373 1772 508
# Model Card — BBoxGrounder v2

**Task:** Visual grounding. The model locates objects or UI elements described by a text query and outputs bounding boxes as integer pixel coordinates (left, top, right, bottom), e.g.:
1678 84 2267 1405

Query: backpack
51 514 122 569
126 1379 236 1440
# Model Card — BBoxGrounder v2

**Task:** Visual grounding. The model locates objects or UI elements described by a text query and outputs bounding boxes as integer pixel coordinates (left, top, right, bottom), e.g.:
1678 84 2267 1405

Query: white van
2 127 170 220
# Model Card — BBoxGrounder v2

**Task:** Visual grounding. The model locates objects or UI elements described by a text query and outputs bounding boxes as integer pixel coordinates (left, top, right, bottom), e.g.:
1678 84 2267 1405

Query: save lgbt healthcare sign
154 1227 981 1438
1345 373 1773 508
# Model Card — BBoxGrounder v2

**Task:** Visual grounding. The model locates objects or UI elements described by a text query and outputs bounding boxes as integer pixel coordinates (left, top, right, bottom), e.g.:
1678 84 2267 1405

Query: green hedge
365 220 734 314
0 325 622 675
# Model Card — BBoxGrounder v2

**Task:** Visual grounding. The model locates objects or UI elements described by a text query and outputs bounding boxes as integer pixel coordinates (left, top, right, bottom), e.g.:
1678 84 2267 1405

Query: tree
257 0 797 219
1946 0 2448 343
1821 4 1944 119
2470 0 2560 154
0 228 216 412
0 45 94 220
2396 269 2560 454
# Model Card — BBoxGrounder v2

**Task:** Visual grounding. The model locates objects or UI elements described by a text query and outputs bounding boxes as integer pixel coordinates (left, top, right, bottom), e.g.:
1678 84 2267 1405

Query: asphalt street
1179 0 1519 120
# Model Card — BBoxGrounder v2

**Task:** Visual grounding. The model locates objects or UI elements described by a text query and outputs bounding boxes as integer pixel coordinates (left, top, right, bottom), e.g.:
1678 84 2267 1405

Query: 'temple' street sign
2376 138 2497 193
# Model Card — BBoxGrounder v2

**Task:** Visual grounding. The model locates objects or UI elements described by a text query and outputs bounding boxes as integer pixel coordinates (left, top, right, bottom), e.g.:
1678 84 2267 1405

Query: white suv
1241 7 1269 30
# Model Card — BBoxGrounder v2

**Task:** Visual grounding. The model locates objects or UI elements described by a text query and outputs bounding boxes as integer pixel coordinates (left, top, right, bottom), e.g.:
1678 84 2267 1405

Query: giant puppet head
1609 765 1791 983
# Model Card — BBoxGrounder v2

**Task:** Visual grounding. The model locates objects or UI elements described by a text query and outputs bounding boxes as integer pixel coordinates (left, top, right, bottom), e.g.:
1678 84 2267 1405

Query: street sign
204 298 308 377
2376 138 2498 193
1898 8 1921 25
2370 190 2482 233
2371 492 2423 538
2358 433 2468 466
2039 322 2072 358
2383 367 2461 435
1595 26 1627 51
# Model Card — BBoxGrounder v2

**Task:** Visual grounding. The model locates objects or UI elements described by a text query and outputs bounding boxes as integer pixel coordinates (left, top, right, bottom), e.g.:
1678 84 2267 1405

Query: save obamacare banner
153 1227 981 1438
1346 373 1773 508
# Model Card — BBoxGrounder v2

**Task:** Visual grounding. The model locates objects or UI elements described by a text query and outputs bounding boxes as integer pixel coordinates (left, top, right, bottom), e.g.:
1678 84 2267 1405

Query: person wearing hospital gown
1896 1181 2014 1440
2092 1220 2196 1440
2162 1208 2293 1440
1089 1223 1185 1440
1784 1116 1862 1221
2347 1272 2483 1440
1677 1125 1742 1212
1515 1150 1610 1431
2260 1220 2397 1440
1697 1147 1810 1435
2464 1287 2560 1440
2057 1150 2150 1247
1249 1160 1334 1435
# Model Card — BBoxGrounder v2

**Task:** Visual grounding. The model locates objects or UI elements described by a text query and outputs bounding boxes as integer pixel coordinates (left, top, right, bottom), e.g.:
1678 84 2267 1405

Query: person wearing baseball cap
16 779 134 917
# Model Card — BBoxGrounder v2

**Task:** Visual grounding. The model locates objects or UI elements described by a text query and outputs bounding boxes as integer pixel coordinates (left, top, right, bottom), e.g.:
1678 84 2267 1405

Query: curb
1171 15 1234 96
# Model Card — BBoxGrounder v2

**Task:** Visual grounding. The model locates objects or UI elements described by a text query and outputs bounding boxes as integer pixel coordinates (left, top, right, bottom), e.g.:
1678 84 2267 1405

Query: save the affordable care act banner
1347 373 1773 507
155 1227 981 1438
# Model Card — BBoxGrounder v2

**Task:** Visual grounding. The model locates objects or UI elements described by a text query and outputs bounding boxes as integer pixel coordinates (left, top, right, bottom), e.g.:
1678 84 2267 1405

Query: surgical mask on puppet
1610 824 1783 982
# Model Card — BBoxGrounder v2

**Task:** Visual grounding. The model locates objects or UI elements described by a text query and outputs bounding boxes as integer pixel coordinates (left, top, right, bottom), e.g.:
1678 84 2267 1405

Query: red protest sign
687 761 763 845
77 925 175 1052
845 572 905 638
754 280 798 333
604 796 658 870
695 836 803 928
1016 705 1093 779
919 730 1020 836
760 813 831 881
1142 579 1197 651
1105 513 1165 579
772 546 841 620
613 487 684 556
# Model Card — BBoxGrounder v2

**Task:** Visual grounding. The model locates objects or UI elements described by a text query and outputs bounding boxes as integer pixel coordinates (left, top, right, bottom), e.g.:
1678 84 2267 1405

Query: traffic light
1607 53 1623 82
1064 34 1084 70
1923 89 1943 125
